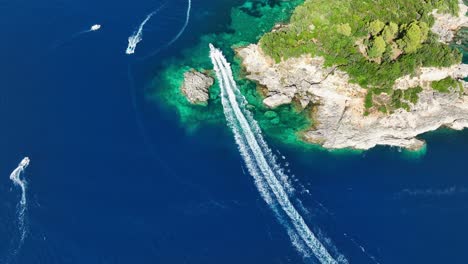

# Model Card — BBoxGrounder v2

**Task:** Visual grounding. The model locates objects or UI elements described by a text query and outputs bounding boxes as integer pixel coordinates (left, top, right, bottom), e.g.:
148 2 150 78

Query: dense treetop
260 0 462 89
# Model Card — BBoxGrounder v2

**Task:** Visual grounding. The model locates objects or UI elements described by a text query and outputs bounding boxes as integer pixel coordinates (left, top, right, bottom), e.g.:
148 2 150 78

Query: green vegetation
336 23 352 36
431 77 463 93
260 0 462 91
382 22 399 43
397 21 430 53
404 86 424 104
364 90 374 109
365 86 424 113
378 105 388 114
390 90 411 111
430 0 461 14
368 36 386 58
368 20 386 36
153 0 466 150
259 0 462 114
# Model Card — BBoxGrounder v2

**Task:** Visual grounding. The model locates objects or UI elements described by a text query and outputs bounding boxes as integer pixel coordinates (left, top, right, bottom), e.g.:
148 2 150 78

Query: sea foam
209 44 345 263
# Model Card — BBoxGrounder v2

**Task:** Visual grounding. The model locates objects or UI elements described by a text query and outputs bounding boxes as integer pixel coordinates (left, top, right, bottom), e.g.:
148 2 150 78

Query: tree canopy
259 0 462 112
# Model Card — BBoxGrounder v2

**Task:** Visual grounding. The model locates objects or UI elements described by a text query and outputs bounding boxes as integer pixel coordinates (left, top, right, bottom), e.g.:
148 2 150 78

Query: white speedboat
90 24 101 31
20 157 30 167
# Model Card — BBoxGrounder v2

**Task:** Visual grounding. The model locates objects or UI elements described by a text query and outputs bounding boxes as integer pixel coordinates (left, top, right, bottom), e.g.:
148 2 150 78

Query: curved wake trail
135 0 192 61
209 44 344 263
9 157 30 250
166 0 191 47
126 5 166 55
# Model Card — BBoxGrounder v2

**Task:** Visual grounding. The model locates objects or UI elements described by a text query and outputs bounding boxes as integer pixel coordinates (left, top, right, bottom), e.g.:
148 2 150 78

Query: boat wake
75 24 102 35
343 233 381 264
135 0 192 61
166 0 191 47
9 157 31 253
126 5 166 55
209 44 346 263
51 24 102 50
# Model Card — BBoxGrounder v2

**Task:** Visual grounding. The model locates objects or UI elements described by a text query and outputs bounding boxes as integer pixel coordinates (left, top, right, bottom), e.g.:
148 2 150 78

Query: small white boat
19 157 30 167
90 24 101 31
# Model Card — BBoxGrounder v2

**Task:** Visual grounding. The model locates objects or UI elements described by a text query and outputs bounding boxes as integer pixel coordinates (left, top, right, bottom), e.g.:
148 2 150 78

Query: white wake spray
9 157 30 244
132 0 191 61
126 12 156 54
126 4 166 55
209 44 345 263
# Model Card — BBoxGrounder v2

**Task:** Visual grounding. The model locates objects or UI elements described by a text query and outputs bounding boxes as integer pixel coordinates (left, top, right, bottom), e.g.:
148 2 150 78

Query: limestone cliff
235 0 468 150
238 41 468 150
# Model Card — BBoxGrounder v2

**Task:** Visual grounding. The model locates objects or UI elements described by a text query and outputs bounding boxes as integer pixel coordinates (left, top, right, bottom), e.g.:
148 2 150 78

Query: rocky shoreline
235 1 468 151
179 0 468 151
431 1 468 43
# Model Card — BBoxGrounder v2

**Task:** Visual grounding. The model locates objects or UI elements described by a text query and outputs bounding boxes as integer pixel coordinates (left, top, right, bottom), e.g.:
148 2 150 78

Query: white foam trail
126 12 155 54
51 24 101 50
343 233 381 264
166 0 191 47
126 5 165 55
209 44 343 263
9 157 30 243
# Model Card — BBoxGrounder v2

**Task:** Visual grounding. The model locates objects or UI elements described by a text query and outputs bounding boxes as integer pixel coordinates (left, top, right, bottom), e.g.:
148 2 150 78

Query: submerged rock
264 110 278 119
181 70 214 104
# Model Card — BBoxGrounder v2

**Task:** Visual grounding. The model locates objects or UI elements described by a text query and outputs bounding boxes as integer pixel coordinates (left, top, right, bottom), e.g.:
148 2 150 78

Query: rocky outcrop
235 1 468 150
393 64 468 90
181 70 214 104
431 0 468 43
238 46 347 109
303 83 468 150
237 44 468 150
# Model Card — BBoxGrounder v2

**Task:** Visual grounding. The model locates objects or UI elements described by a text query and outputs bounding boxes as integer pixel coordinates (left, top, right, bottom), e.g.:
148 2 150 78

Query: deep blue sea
1 0 468 263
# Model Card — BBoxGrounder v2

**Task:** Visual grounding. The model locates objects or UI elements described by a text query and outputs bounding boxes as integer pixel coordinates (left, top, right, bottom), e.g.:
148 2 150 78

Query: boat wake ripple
166 0 191 47
135 0 192 61
126 4 165 55
51 24 101 50
209 44 345 264
9 157 30 253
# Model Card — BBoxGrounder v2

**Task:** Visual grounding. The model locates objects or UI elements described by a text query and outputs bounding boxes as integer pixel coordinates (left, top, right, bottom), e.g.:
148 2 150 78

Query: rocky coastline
235 1 468 151
179 0 468 151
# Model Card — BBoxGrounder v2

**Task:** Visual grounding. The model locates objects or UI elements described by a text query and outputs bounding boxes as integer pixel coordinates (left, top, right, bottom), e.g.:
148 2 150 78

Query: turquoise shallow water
147 1 468 263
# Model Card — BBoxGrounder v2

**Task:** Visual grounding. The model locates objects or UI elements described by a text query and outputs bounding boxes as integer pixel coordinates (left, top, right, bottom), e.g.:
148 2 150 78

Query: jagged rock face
181 70 214 104
237 46 346 109
431 0 468 43
304 86 468 150
235 1 468 150
237 44 468 150
393 64 468 90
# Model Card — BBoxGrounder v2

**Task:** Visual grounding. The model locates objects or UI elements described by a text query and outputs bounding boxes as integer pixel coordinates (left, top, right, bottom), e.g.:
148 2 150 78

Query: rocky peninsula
232 0 468 150
238 44 468 150
178 0 468 151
